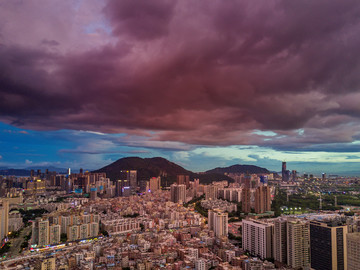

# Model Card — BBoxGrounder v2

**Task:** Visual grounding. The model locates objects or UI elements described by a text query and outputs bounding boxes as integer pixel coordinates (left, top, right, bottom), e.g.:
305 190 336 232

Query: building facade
170 184 186 204
310 221 348 270
208 209 228 237
346 232 360 270
287 218 310 269
242 219 274 259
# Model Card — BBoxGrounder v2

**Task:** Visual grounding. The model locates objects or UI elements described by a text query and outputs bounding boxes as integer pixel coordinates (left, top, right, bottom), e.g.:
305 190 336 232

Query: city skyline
2 1 360 175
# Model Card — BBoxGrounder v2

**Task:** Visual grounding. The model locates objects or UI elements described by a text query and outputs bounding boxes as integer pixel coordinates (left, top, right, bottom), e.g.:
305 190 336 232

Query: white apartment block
242 219 274 259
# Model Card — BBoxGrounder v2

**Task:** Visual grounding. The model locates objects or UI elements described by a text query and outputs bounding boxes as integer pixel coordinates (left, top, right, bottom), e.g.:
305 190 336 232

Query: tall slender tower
282 162 287 182
241 188 251 213
0 200 9 241
129 170 137 192
274 218 287 265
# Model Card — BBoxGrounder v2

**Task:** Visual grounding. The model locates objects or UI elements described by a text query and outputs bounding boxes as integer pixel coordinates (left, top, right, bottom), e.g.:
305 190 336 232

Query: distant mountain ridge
26 166 70 172
0 168 31 176
0 158 270 184
206 164 269 174
0 167 78 176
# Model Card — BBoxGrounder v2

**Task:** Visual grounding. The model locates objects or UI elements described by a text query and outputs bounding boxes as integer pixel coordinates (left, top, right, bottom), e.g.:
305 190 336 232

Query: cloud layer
1 0 360 153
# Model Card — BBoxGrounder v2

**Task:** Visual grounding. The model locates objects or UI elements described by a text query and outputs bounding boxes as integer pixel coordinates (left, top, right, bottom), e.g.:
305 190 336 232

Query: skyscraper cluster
31 212 100 247
242 216 359 270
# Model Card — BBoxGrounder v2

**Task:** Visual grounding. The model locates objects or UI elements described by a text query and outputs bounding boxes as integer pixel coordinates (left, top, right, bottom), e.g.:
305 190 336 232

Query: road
0 253 42 268
6 226 32 258
228 222 241 236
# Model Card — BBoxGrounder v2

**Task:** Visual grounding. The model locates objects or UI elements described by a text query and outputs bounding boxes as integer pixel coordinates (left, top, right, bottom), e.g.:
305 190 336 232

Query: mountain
206 164 270 174
94 157 191 181
0 167 78 177
0 168 31 176
93 157 233 184
26 166 70 173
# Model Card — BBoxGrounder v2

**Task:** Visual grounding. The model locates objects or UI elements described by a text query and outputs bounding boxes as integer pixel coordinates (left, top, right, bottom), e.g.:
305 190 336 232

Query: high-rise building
287 218 310 269
208 210 228 237
149 177 161 192
67 225 79 241
241 187 251 213
89 222 99 238
282 162 287 182
50 175 56 187
119 170 137 193
61 216 71 234
170 184 186 204
79 224 88 239
273 218 287 265
205 185 218 200
32 218 49 247
129 170 137 192
25 179 46 195
177 175 190 188
242 219 274 259
242 174 251 188
347 232 360 270
90 186 97 201
254 185 271 214
49 224 61 245
310 220 348 270
65 178 73 193
115 180 124 197
0 200 9 241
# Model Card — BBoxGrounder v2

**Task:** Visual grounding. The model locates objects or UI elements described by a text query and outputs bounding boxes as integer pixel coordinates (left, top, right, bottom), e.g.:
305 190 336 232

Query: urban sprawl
0 162 360 270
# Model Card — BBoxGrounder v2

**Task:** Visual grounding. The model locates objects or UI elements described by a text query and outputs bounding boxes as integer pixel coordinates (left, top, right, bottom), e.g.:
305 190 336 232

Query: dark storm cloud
1 0 360 150
0 45 71 117
104 0 176 40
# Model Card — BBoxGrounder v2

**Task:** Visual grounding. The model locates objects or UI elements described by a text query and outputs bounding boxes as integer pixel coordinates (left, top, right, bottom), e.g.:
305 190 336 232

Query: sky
1 0 360 175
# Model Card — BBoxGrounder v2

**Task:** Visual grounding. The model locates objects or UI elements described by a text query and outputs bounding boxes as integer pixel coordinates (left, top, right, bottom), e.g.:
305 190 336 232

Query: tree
0 242 11 255
100 230 109 237
20 241 28 251
61 233 67 243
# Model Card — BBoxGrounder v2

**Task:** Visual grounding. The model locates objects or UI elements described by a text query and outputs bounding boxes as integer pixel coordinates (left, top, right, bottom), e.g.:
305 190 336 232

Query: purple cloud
1 0 360 152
